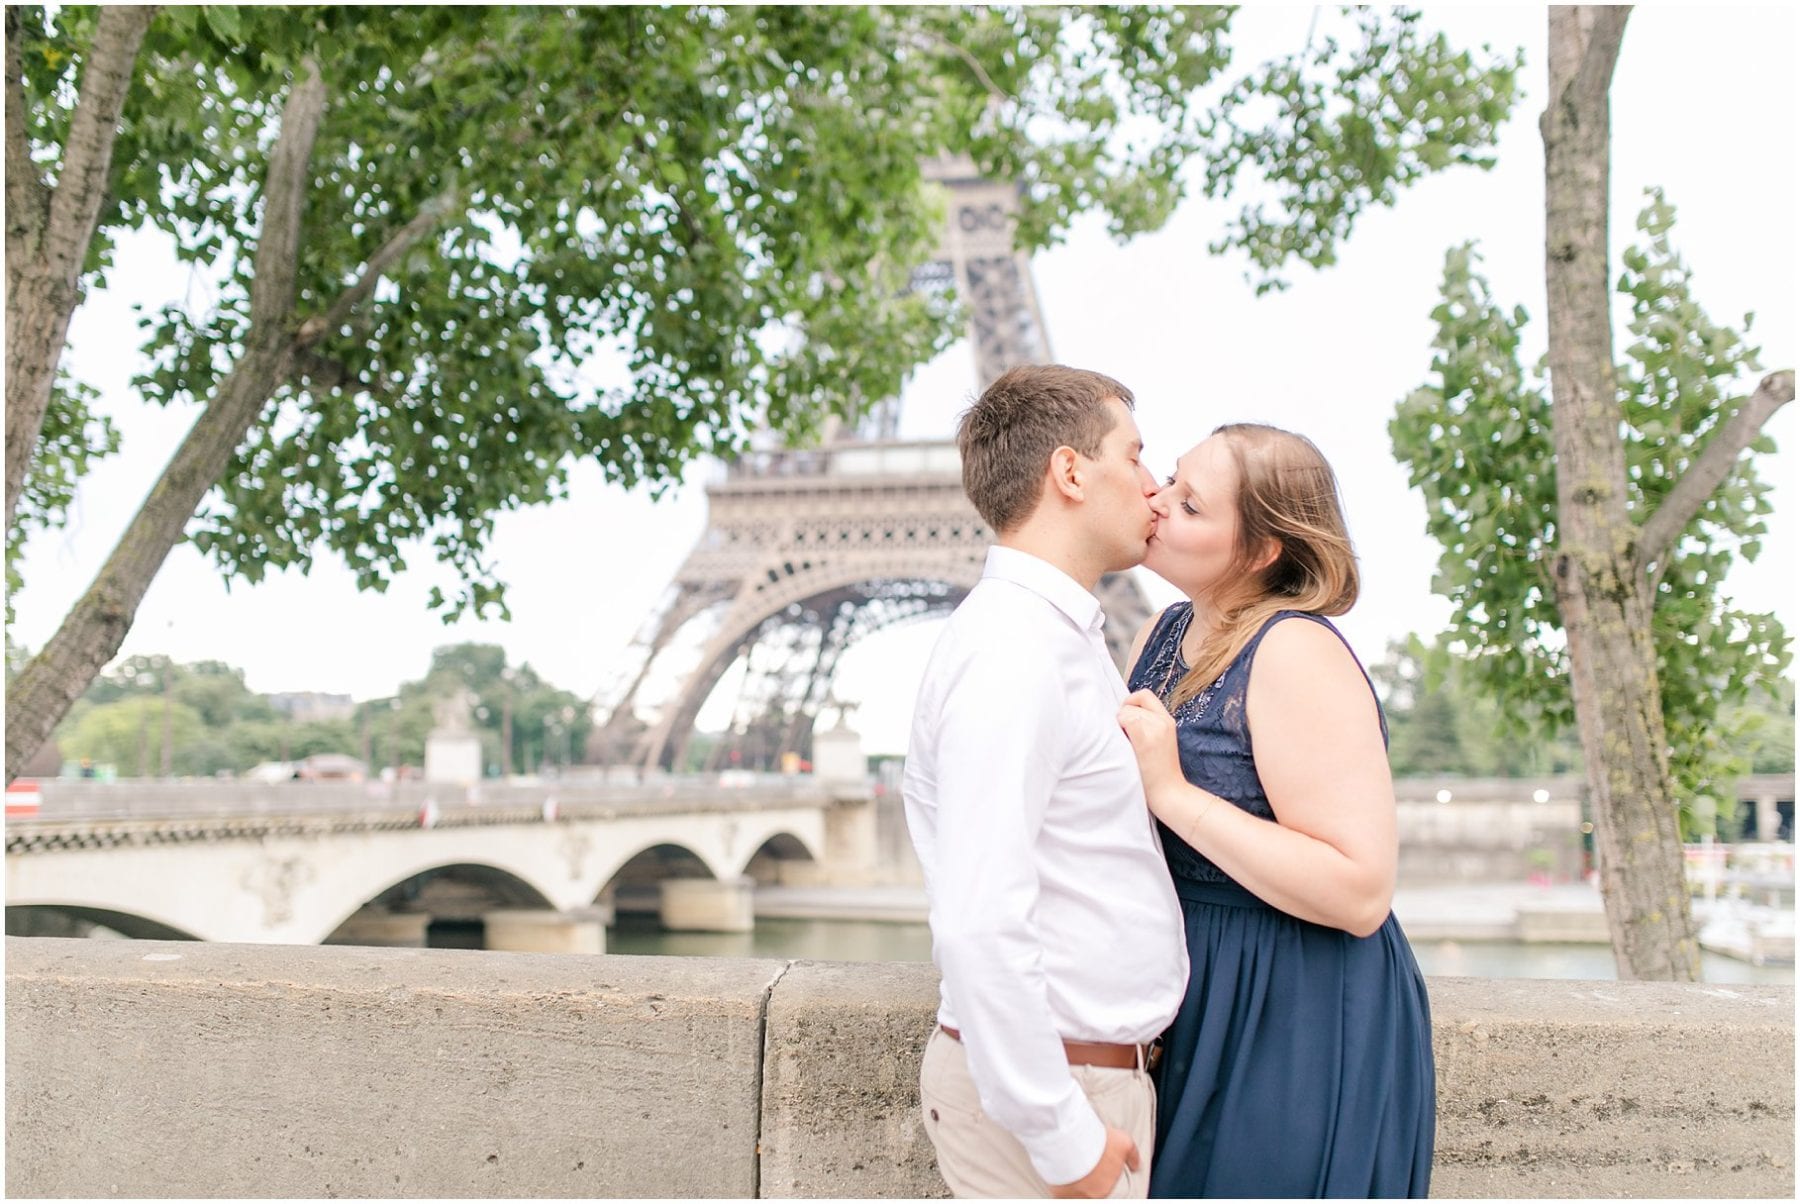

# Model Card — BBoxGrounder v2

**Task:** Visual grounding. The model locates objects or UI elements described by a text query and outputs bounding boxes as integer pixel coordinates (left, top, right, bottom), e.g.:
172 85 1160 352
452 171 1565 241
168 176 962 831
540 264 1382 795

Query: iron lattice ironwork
589 160 1152 770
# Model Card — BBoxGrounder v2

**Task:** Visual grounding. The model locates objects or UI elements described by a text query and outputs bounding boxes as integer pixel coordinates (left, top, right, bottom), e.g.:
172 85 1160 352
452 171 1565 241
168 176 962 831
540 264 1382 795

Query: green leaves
8 375 120 540
1390 243 1565 737
124 6 964 619
1371 634 1583 776
16 5 1524 628
1391 195 1788 833
356 641 593 773
50 653 296 777
200 6 244 46
42 641 596 777
1615 189 1787 831
6 376 121 630
902 5 1239 247
1201 8 1522 292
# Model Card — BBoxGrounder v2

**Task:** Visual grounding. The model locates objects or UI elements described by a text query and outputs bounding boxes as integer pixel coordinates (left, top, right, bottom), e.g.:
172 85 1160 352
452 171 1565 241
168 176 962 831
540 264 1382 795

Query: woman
1116 423 1435 1198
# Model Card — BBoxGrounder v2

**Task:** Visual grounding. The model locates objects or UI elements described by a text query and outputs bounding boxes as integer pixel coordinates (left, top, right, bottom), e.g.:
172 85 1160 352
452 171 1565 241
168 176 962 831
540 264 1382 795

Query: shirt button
929 1109 939 1122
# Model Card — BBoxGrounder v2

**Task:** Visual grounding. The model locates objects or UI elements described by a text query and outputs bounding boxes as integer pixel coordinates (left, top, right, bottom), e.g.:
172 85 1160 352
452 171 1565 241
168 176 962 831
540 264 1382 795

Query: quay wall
5 938 1792 1199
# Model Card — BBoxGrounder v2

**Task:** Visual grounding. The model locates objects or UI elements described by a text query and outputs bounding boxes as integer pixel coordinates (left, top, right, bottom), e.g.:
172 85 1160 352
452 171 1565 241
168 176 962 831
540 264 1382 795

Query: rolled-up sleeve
926 646 1105 1187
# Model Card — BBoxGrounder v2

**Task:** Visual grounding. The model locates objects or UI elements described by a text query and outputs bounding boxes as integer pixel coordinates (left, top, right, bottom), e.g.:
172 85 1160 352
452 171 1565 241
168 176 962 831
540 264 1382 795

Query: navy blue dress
1130 605 1435 1199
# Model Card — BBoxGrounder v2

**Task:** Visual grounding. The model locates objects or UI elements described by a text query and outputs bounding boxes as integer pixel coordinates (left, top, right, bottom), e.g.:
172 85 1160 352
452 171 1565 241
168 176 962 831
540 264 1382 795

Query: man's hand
1049 1126 1140 1199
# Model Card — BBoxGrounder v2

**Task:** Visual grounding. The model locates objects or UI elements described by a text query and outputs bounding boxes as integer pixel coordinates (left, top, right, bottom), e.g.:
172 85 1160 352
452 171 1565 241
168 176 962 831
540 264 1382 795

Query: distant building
266 692 357 723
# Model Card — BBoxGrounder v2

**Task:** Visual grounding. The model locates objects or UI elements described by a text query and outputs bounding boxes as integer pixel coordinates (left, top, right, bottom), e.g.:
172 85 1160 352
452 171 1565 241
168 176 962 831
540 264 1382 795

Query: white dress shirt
904 545 1189 1186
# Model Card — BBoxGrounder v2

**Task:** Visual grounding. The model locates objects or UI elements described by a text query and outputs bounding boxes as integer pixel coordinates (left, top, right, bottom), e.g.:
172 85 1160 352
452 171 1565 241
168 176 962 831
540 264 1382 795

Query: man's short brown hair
956 364 1135 533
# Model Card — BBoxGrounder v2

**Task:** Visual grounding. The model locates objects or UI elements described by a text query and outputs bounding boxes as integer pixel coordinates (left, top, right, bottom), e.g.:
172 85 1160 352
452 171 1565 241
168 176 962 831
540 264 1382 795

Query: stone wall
1394 799 1587 885
5 938 1792 1199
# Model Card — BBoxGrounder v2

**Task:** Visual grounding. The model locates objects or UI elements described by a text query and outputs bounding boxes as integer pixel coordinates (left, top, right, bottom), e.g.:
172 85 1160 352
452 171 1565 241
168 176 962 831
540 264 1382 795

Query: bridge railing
7 774 872 824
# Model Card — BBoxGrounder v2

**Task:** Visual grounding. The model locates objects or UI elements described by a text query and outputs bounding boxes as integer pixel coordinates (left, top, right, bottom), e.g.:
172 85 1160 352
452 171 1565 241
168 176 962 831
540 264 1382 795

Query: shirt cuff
1020 1087 1109 1187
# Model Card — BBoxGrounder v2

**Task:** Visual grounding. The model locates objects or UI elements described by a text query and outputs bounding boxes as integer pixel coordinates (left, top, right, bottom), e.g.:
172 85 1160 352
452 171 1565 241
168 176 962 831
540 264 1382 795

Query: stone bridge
9 772 1791 950
4 778 880 951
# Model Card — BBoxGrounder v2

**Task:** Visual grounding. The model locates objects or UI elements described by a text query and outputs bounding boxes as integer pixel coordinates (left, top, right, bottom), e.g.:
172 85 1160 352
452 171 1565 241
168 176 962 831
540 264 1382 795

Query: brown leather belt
939 1024 1161 1072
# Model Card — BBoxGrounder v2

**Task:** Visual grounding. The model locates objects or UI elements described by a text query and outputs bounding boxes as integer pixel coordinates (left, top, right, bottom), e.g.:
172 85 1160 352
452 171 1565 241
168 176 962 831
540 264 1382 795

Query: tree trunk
5 5 158 529
4 63 464 785
1542 5 1700 981
5 342 297 783
5 61 327 784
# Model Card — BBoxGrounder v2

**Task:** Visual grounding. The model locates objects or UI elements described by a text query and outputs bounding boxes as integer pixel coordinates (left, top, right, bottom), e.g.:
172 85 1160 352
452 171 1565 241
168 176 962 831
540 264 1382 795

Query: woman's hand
1118 689 1183 814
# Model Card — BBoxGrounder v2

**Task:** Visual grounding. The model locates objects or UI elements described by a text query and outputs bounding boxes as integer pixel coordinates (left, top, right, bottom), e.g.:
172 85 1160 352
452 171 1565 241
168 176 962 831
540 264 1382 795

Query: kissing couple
905 364 1436 1199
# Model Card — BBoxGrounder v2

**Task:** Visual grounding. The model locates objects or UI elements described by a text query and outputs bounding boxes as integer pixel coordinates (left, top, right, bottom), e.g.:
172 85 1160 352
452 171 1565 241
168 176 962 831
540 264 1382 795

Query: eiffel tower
588 158 1154 771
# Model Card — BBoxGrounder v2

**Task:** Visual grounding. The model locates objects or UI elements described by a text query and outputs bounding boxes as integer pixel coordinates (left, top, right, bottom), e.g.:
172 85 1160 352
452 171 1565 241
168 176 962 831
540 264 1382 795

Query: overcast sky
10 4 1795 755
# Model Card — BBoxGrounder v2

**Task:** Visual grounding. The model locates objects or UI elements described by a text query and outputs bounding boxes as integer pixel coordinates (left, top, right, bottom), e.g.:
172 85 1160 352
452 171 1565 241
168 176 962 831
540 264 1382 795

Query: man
904 364 1188 1199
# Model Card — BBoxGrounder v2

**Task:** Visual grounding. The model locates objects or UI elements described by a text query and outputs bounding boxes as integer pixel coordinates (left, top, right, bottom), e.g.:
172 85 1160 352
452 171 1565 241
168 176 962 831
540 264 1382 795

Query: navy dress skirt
1130 606 1436 1199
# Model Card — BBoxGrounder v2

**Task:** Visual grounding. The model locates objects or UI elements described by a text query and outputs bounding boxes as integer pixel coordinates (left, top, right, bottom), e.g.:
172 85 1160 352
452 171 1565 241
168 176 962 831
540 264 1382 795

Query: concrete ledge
4 939 783 1198
760 960 944 1198
1427 976 1792 1197
5 939 1793 1199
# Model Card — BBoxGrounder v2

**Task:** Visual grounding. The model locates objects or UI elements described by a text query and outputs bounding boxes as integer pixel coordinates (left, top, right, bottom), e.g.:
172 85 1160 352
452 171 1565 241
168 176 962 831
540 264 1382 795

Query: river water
607 915 1794 985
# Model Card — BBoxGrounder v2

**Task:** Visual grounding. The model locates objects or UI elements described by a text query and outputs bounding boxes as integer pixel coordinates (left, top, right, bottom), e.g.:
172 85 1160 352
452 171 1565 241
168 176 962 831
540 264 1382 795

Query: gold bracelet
1185 792 1217 847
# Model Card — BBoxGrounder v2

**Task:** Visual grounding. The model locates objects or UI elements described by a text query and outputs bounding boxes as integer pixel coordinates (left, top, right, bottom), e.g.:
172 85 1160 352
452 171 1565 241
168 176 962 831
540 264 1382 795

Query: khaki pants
919 1027 1156 1199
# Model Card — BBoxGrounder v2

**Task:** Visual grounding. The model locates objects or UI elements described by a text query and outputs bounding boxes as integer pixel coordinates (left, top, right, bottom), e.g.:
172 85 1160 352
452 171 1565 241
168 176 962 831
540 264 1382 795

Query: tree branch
4 7 49 256
42 5 157 276
5 52 333 784
301 187 458 348
1572 5 1631 102
912 29 1011 105
1303 7 1322 56
5 5 157 530
247 56 326 333
1639 368 1794 585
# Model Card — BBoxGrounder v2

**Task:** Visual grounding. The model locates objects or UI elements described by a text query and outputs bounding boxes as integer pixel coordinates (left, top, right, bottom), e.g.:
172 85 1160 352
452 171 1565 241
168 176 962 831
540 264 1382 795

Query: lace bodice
1126 603 1386 885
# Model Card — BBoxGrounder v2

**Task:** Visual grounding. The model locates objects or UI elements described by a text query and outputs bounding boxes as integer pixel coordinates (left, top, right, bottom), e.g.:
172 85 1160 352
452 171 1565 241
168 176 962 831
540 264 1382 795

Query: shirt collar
982 545 1106 634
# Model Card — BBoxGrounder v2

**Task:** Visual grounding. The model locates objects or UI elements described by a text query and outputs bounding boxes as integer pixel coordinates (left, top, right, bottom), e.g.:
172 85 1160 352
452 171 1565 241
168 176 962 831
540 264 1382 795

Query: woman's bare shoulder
1250 615 1367 696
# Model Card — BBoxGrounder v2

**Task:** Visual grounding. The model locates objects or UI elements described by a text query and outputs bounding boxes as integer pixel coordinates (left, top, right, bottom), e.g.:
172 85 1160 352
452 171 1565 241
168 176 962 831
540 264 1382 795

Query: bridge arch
592 840 720 923
738 831 820 884
4 904 200 942
310 847 567 946
321 861 559 948
590 837 725 897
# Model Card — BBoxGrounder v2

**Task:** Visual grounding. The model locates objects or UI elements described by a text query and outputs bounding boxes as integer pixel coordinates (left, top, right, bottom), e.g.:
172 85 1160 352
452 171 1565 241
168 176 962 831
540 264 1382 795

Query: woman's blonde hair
1168 423 1360 707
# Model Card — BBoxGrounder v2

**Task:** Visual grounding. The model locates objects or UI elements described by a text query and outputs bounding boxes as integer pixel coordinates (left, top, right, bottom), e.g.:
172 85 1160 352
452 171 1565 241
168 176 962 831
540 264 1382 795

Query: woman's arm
1117 618 1397 937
